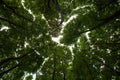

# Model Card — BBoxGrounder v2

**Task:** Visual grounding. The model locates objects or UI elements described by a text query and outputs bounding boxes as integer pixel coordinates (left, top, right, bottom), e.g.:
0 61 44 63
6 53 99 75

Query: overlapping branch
0 64 19 77
0 53 28 66
0 17 25 29
0 0 33 22
0 53 28 77
79 9 120 35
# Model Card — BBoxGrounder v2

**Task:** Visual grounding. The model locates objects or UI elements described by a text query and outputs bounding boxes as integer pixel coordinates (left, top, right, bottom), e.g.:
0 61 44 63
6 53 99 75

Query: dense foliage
0 0 120 80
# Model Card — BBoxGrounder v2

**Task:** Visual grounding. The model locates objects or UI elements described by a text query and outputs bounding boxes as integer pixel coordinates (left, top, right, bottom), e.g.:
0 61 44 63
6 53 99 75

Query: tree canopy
0 0 120 80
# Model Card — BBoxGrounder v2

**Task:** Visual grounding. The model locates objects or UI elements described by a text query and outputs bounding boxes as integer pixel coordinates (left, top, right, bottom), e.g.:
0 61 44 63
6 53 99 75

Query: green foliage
26 75 33 80
0 0 120 80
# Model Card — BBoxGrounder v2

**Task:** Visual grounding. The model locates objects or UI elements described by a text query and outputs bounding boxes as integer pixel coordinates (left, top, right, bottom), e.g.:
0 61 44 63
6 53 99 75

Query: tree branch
0 17 25 29
0 0 33 22
79 9 120 35
52 0 64 25
52 53 56 80
0 53 27 66
62 60 66 80
83 58 94 79
92 56 120 76
0 64 19 77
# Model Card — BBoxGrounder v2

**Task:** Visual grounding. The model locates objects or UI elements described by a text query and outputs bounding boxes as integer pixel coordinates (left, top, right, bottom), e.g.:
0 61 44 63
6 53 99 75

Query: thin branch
83 58 94 79
0 53 28 66
79 9 120 35
62 60 66 80
52 0 64 25
0 0 33 22
0 64 19 77
92 56 120 76
0 17 25 29
52 53 56 80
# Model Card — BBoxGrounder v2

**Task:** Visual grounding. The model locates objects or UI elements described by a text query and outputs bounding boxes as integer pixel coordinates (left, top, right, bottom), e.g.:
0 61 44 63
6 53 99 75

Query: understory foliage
0 0 120 80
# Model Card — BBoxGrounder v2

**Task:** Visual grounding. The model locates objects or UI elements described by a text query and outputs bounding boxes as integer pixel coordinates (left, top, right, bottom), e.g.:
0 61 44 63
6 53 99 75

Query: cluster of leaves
0 0 120 80
61 0 120 79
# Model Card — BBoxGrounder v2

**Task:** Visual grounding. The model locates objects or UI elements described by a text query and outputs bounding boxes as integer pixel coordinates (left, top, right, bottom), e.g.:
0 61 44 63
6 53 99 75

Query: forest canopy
0 0 120 80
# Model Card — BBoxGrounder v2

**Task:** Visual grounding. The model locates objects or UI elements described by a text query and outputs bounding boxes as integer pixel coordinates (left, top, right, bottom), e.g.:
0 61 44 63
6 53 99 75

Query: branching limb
79 9 120 35
52 0 64 25
0 0 33 22
0 53 27 66
0 64 19 77
0 17 25 29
